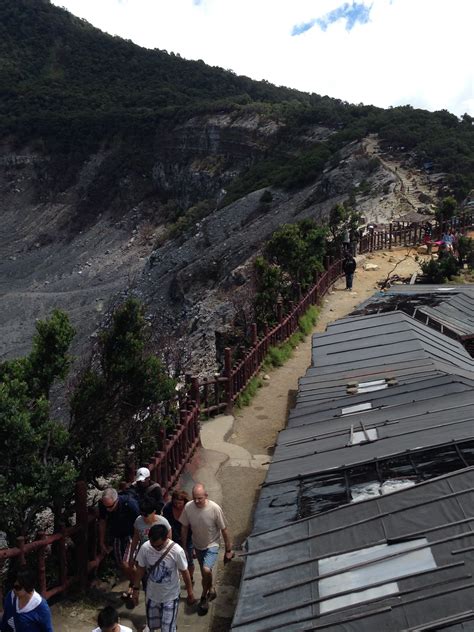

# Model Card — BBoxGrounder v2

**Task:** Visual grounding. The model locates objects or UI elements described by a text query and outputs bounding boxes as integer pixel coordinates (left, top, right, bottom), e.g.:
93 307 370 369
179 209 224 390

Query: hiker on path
0 569 53 632
163 490 195 582
132 523 195 632
131 467 164 514
98 488 139 600
128 496 172 596
92 606 132 632
180 483 233 616
343 253 357 290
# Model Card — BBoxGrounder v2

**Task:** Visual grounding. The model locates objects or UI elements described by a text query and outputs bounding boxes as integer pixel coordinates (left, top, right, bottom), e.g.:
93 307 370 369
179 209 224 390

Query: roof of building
232 467 474 632
352 285 474 338
232 309 474 631
252 311 474 530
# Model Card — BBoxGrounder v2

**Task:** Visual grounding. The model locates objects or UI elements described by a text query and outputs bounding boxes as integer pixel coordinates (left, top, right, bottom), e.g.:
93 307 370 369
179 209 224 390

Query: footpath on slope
50 247 423 632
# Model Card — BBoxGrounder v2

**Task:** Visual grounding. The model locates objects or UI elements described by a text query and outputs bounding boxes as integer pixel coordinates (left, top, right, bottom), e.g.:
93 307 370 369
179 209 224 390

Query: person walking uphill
132 523 195 632
1 569 54 632
180 483 234 616
343 253 357 290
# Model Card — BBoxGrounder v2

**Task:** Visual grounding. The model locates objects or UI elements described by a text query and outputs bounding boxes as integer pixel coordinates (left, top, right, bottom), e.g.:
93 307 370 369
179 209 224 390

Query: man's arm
180 568 196 605
181 524 189 548
98 518 108 555
221 527 234 562
132 564 146 605
128 526 140 569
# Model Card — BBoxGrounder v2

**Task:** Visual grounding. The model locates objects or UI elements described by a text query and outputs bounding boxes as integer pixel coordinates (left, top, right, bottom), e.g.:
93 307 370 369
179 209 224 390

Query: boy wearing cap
132 467 164 514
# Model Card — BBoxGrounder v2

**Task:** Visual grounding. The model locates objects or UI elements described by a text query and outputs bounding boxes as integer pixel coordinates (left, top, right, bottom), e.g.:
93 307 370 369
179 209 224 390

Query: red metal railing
0 407 201 605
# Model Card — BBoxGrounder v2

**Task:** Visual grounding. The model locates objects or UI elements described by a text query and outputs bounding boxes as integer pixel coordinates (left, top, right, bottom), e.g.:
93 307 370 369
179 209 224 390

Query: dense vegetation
254 219 327 325
1 0 473 203
0 300 176 541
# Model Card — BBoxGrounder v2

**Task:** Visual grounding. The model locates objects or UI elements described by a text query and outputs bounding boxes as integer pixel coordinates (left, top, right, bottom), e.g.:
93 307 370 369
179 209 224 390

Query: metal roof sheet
232 299 474 632
232 469 474 631
353 285 474 337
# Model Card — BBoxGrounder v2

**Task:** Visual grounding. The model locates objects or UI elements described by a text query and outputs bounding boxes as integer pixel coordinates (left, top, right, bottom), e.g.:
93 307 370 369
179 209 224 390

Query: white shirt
92 626 132 632
136 539 188 604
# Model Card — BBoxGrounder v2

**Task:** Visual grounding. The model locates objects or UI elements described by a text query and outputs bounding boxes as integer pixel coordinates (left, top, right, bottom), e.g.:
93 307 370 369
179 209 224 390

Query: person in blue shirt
1 569 53 632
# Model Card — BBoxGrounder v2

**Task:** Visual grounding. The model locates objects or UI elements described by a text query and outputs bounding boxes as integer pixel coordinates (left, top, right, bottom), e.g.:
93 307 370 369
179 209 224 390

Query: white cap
135 467 150 482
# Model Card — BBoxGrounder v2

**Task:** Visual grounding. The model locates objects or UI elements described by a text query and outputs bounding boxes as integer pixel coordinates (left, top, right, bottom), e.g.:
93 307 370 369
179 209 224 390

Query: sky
50 0 474 117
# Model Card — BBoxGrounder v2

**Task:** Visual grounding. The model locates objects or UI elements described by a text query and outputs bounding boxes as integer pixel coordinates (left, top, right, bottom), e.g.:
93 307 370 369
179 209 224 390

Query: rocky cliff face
0 113 393 375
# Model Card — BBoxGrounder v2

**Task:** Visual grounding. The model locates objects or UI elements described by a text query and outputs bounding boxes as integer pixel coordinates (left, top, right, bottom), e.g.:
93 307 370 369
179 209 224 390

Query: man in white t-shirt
180 483 233 616
92 605 132 632
132 523 195 632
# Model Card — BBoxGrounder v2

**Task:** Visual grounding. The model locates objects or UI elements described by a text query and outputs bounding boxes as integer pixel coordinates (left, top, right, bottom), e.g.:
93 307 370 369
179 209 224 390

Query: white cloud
50 0 474 116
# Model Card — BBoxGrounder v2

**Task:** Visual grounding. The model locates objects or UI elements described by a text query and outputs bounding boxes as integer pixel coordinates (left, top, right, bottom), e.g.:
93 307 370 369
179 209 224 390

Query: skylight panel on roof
358 383 389 394
318 539 436 613
351 428 378 444
342 402 372 415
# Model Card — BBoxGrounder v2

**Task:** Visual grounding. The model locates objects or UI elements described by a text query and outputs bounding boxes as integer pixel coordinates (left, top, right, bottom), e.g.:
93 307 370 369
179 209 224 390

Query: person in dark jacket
98 487 139 598
343 254 357 290
1 569 53 632
131 467 164 514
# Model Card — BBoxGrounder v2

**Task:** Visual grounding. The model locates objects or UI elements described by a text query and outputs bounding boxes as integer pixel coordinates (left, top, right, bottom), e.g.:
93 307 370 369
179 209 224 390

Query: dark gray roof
254 312 474 530
232 468 474 631
352 285 474 338
232 308 474 631
311 311 474 372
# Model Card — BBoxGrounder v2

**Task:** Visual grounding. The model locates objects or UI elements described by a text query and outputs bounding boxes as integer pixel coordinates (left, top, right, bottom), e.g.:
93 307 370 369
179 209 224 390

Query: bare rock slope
0 126 429 373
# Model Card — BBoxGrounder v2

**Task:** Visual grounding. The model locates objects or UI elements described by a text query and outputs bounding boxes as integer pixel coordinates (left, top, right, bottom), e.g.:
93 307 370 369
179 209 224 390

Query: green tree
457 236 474 268
328 204 349 240
435 196 457 223
69 298 176 482
0 310 76 541
264 219 327 290
254 256 287 326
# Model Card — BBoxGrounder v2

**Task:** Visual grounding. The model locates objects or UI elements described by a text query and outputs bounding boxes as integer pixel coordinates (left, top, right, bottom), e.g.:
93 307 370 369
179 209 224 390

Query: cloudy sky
51 0 474 116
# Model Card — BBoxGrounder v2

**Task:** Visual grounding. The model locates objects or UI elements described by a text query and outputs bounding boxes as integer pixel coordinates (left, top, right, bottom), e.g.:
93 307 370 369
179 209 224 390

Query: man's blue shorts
195 546 219 570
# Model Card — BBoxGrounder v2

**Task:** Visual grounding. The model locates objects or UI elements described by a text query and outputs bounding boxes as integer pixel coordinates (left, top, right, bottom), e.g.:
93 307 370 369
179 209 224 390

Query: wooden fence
1 214 473 601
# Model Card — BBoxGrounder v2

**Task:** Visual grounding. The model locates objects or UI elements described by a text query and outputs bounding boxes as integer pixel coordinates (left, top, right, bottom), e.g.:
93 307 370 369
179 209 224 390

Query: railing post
75 481 89 591
17 536 26 566
224 347 233 410
389 223 393 250
191 376 200 408
251 323 258 346
276 299 283 322
37 531 47 596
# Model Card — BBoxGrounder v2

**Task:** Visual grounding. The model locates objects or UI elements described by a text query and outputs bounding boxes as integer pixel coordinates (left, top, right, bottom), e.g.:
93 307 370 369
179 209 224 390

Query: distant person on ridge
343 253 357 291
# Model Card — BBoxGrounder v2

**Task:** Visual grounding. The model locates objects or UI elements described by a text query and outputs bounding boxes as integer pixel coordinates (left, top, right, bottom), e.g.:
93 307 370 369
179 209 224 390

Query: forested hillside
1 0 473 198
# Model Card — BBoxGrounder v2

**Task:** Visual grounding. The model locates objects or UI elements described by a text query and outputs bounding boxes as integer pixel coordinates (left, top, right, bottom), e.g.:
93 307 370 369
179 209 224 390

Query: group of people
1 470 232 632
98 468 233 631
